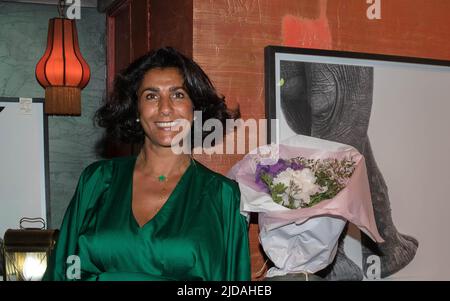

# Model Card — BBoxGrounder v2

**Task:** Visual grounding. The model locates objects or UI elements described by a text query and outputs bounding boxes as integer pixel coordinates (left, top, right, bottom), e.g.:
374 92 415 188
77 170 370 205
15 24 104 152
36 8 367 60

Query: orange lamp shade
36 18 90 115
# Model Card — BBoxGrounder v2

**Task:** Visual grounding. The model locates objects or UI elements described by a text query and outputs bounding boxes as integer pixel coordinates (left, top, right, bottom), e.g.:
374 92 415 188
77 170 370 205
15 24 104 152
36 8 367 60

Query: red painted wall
191 0 450 279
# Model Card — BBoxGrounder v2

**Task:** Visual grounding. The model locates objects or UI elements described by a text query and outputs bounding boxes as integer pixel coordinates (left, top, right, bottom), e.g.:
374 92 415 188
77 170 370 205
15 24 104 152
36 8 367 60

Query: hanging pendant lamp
35 1 90 115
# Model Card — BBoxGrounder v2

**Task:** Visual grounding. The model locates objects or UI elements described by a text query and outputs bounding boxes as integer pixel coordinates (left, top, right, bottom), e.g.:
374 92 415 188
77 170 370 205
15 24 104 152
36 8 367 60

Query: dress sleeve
222 180 251 281
42 161 110 281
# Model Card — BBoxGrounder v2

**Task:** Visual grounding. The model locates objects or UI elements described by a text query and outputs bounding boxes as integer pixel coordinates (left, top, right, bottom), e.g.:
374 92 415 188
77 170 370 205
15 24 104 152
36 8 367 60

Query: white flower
272 168 321 207
291 168 316 186
272 168 295 188
293 199 301 208
292 168 321 205
281 195 290 207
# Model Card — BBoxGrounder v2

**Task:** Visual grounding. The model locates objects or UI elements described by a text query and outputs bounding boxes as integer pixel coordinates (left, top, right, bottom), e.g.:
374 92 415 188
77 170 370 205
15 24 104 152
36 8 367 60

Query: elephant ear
307 63 374 149
280 61 312 136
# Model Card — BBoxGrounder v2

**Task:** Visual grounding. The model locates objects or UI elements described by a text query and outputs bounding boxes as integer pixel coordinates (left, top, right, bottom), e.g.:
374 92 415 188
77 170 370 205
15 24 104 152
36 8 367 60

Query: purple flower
255 163 271 192
290 161 304 171
255 159 301 192
266 159 289 176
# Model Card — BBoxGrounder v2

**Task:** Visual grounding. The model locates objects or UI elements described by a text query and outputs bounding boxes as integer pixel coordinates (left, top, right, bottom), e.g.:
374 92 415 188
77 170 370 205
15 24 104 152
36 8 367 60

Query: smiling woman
42 47 250 281
136 67 194 149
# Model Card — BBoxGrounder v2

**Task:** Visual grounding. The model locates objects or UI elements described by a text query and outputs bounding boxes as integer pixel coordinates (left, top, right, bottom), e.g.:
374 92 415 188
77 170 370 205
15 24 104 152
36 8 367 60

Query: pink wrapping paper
229 136 384 243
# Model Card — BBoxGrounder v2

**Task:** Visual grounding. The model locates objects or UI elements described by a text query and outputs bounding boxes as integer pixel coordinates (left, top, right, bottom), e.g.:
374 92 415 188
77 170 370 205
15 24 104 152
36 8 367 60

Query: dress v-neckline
129 156 194 230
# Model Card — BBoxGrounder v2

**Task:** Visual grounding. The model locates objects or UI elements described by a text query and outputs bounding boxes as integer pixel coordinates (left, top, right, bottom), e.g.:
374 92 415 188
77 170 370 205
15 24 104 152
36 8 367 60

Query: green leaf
272 183 287 194
260 173 272 186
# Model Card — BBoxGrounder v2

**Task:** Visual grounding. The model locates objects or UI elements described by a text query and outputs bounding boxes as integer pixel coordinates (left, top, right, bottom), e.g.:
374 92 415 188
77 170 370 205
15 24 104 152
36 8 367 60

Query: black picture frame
265 45 450 143
264 45 450 280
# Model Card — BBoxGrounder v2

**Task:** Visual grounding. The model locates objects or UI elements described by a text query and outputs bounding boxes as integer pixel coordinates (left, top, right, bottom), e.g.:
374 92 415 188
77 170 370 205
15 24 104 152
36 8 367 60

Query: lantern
35 2 90 115
2 218 58 281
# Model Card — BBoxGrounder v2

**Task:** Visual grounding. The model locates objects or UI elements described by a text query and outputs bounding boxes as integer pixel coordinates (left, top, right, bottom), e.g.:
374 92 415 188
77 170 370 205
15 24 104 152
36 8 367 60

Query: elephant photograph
265 46 450 280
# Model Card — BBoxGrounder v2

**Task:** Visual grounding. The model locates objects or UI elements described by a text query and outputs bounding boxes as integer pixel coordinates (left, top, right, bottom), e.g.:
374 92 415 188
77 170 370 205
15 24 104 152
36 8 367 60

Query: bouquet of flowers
255 157 356 210
228 135 384 277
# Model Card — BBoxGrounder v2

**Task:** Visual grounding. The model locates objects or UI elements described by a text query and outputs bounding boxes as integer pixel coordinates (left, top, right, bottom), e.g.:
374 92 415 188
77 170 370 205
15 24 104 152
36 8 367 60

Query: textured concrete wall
0 2 106 228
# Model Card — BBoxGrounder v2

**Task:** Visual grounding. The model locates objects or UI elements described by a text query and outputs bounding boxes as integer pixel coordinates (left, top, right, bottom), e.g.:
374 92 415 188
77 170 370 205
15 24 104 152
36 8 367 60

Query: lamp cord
57 0 66 18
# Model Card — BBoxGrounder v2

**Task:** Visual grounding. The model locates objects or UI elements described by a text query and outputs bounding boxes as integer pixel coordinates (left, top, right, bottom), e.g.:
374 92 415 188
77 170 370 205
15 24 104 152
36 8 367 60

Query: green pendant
158 175 166 182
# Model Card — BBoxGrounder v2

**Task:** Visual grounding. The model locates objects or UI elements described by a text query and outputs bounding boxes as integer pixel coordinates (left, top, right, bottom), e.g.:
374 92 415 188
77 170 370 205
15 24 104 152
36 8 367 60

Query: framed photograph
0 97 50 237
264 46 450 280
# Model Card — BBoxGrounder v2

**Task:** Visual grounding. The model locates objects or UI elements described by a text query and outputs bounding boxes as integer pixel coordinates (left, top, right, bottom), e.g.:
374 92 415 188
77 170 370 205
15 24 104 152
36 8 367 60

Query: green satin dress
43 156 251 281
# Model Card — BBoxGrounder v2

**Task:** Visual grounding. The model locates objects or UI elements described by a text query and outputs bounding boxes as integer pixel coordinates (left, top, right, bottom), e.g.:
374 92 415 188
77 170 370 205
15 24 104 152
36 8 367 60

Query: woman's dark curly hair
95 47 239 146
